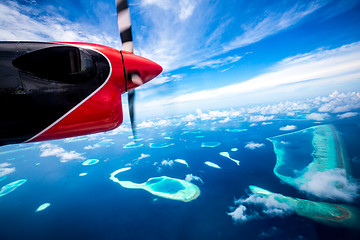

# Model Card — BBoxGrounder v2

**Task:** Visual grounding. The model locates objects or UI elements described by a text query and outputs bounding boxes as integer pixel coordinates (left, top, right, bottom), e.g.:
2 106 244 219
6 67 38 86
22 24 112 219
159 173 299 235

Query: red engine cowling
27 42 162 143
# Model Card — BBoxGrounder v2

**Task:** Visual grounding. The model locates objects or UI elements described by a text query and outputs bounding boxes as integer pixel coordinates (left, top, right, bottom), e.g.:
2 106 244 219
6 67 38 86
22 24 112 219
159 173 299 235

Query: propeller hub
121 51 162 91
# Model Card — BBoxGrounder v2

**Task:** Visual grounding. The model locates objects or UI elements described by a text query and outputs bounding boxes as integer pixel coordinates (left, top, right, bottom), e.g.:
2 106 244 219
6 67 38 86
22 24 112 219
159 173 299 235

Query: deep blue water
0 116 360 240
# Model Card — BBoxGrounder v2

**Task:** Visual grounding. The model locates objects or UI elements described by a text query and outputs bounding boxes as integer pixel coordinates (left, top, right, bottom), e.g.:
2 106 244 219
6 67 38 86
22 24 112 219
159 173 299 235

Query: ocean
0 114 359 239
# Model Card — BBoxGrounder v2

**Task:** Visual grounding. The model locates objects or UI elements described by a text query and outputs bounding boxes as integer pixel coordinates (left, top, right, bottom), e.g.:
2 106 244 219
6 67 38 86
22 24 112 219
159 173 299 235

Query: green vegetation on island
249 185 360 229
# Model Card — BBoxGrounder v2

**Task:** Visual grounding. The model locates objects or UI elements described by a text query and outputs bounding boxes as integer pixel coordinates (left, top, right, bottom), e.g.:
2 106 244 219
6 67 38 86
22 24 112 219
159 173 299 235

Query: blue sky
1 0 360 117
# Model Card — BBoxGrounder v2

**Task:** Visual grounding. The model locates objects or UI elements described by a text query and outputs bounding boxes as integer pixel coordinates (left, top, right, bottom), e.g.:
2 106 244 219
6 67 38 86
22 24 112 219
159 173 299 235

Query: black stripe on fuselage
0 42 110 146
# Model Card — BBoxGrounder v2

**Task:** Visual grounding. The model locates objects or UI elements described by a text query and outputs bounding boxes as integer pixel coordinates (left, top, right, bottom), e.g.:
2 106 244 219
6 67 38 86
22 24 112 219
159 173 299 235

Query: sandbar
36 203 51 212
174 159 189 167
124 142 143 148
82 159 99 166
201 142 221 148
149 143 173 148
204 161 221 169
226 129 247 133
181 131 202 135
0 179 26 197
219 152 240 166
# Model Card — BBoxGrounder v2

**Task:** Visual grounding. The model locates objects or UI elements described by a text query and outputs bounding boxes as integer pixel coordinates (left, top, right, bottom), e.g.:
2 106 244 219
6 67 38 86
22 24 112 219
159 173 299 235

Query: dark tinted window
0 42 19 90
13 46 95 83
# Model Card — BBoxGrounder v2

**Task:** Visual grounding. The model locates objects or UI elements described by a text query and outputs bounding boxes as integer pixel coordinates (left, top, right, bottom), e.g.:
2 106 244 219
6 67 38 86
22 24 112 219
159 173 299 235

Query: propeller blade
116 0 137 139
128 89 136 140
116 0 133 53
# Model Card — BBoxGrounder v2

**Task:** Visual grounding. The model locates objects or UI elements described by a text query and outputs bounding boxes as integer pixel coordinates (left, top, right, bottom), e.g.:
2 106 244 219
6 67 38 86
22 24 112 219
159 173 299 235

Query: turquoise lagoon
267 125 350 189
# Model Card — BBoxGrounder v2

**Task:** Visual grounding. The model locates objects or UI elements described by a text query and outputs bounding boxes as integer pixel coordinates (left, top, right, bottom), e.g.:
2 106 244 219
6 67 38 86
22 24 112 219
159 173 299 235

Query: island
123 142 143 148
0 179 26 197
149 143 173 148
174 159 189 167
249 185 360 229
226 129 247 133
35 203 51 212
82 159 99 166
267 124 351 193
219 152 240 166
201 142 221 147
109 168 200 202
204 161 221 169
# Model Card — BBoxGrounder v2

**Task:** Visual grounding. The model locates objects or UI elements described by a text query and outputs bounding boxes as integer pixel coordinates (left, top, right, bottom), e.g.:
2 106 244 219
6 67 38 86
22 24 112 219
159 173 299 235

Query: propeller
116 0 141 140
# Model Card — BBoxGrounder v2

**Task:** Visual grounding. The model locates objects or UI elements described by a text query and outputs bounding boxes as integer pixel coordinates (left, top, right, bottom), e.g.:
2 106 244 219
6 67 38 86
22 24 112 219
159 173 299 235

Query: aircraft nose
121 51 162 91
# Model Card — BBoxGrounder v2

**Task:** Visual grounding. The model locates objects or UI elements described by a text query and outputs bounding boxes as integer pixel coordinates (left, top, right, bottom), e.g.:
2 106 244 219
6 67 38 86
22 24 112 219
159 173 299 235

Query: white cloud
185 174 203 183
138 119 173 128
134 91 359 130
0 1 116 47
337 112 359 119
0 162 15 177
142 0 196 20
245 142 265 150
249 115 274 122
299 168 359 202
228 194 293 223
161 159 174 166
138 153 151 160
139 74 183 91
219 117 231 123
179 0 196 20
137 0 330 73
306 113 330 121
192 56 242 69
223 2 323 52
228 205 248 223
286 112 295 116
181 114 197 122
108 125 132 135
318 91 360 113
138 42 360 110
84 144 100 150
39 143 85 163
279 125 297 131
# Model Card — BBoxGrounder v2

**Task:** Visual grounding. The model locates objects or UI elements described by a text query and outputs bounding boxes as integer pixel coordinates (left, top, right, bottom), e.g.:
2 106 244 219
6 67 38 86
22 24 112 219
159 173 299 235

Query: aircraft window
13 46 95 83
